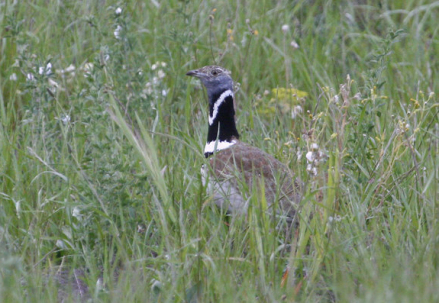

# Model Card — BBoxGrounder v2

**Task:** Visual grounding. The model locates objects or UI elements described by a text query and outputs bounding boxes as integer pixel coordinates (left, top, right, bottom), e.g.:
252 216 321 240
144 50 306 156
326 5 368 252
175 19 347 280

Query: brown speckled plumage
204 141 301 216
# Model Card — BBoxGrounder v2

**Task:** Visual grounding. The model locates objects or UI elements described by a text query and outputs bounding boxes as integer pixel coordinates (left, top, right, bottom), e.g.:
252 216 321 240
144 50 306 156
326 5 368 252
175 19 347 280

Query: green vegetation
1 0 438 301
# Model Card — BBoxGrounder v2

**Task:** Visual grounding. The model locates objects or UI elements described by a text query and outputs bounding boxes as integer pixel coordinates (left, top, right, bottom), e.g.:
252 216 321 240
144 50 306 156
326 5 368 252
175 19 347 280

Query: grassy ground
1 0 438 301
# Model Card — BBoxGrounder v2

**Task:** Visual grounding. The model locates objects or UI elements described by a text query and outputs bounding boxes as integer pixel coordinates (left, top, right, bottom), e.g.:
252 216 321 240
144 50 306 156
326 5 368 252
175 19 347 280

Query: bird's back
204 141 301 217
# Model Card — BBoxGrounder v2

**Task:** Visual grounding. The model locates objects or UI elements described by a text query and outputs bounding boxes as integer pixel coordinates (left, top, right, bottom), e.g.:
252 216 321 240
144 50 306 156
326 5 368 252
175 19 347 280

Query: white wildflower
72 207 82 220
26 73 34 81
60 114 70 125
162 89 168 97
9 73 17 81
160 62 167 67
143 82 153 95
290 40 299 49
281 24 289 33
38 62 52 75
58 64 76 75
83 62 94 77
157 69 165 79
151 63 157 70
306 151 315 162
311 143 319 151
114 25 122 39
291 105 303 119
115 7 122 15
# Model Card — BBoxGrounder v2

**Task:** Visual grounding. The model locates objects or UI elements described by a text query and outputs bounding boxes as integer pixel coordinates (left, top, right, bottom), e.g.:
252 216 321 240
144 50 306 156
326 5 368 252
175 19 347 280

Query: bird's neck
204 89 240 157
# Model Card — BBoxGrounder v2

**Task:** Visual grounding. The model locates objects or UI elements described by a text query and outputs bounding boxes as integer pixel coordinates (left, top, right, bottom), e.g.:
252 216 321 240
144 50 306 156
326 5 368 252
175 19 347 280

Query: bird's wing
208 141 301 215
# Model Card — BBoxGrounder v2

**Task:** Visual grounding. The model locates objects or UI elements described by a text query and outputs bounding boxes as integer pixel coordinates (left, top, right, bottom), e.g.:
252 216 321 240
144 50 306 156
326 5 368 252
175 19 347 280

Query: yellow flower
253 30 259 36
271 88 308 101
257 87 308 117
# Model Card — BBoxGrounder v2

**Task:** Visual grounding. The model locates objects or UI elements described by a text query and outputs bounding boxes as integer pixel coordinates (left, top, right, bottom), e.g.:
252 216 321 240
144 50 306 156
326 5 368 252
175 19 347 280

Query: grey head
186 65 234 101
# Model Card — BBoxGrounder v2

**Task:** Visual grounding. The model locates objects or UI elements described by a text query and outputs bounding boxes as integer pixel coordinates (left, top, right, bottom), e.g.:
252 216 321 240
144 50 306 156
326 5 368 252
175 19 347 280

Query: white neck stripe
209 90 233 125
204 139 237 154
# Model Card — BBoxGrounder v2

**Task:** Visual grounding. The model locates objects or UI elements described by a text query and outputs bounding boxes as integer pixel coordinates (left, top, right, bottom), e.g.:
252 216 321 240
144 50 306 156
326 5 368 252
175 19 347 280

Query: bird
186 65 302 220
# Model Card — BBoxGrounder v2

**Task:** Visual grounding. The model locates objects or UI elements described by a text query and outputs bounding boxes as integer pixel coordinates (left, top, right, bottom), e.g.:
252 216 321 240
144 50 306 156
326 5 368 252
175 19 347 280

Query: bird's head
186 65 233 97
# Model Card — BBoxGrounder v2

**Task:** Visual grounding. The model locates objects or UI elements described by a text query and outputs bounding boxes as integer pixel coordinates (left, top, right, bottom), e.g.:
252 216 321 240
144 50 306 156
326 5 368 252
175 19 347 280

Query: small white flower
143 85 153 95
72 207 82 220
9 73 17 81
60 64 76 74
290 40 299 49
160 62 167 67
162 89 168 96
114 25 122 39
83 62 94 77
291 105 303 119
151 64 157 70
311 143 319 151
115 7 122 14
39 62 52 75
26 73 34 81
157 69 165 79
306 151 315 162
60 114 70 125
281 24 289 33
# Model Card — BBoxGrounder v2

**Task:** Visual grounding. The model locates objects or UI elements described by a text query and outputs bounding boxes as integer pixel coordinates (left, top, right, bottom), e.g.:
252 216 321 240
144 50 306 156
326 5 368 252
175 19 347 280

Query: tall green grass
0 0 438 301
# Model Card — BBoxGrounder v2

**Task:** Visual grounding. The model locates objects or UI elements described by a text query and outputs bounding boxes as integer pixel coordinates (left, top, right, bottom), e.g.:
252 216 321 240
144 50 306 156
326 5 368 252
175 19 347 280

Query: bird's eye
212 69 219 76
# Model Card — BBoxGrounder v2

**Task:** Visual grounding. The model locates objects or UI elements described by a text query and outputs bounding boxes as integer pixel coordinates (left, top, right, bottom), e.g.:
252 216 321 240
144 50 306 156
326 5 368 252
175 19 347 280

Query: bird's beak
186 69 205 78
